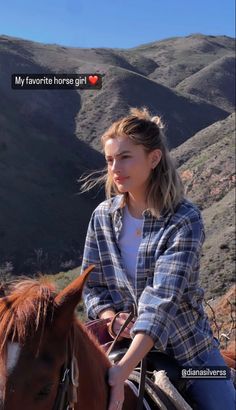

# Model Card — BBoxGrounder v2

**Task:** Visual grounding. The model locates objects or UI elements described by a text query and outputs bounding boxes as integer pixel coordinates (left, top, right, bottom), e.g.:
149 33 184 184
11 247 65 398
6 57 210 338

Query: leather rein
53 333 79 410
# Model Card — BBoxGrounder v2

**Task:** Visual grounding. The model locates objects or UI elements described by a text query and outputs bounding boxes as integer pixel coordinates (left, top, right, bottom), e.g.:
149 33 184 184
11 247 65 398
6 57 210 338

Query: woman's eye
106 155 131 164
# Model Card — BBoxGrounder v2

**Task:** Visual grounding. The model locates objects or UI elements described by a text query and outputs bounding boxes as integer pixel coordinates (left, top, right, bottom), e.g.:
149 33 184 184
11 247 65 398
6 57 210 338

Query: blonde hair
80 107 184 217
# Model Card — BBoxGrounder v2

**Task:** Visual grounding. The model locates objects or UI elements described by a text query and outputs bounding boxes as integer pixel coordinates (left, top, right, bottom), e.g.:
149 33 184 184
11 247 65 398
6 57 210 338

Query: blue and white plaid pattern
82 195 214 365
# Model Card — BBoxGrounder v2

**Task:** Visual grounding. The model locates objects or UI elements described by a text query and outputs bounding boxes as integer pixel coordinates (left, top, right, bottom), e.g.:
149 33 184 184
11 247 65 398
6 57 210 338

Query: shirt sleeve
82 211 115 319
131 211 205 351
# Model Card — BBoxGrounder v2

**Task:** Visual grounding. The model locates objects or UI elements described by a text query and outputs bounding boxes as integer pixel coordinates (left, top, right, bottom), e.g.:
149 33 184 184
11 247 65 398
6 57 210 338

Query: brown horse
0 267 234 410
0 266 144 410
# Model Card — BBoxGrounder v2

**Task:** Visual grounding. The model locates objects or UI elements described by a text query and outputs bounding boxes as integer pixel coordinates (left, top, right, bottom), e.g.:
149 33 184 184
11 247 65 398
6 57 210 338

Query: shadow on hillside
0 50 105 275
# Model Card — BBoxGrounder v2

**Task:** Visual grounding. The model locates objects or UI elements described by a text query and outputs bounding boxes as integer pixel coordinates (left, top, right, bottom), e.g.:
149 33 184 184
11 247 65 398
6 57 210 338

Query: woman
81 108 235 410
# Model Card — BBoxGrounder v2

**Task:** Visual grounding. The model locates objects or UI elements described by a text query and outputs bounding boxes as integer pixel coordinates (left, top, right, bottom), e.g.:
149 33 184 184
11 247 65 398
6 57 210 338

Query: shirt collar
108 194 173 223
108 194 125 214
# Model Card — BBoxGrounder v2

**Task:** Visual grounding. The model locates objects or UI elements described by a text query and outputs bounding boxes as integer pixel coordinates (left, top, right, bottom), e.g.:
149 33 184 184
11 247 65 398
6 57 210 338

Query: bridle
53 333 79 410
107 306 147 410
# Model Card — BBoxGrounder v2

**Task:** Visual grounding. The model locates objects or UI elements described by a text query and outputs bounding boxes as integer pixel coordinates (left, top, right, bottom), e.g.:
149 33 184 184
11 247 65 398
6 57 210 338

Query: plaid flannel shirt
82 195 215 365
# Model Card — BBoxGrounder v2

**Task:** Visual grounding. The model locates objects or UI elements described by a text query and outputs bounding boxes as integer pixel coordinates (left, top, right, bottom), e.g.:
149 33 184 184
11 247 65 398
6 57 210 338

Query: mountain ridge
0 34 235 299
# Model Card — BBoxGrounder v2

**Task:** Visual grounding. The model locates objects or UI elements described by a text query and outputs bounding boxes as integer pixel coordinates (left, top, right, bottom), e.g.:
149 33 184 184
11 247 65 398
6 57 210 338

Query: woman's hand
99 308 116 320
111 312 136 339
108 333 154 409
108 364 126 410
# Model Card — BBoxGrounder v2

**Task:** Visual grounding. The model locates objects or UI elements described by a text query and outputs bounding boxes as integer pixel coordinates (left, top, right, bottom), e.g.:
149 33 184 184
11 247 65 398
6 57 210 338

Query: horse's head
0 266 94 410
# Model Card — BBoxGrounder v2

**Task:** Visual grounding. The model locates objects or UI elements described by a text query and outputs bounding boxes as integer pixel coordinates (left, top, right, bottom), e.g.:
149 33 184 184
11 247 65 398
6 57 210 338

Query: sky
1 0 235 48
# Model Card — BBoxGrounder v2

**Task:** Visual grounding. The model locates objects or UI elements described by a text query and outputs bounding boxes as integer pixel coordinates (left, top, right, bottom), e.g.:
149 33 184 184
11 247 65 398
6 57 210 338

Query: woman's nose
111 159 119 173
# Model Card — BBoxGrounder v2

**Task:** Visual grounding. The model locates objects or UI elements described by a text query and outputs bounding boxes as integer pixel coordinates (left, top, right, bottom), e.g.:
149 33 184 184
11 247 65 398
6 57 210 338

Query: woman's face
104 136 161 198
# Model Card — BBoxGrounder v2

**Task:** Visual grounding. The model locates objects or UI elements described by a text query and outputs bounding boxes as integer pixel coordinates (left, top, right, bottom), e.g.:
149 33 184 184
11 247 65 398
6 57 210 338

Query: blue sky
1 0 235 48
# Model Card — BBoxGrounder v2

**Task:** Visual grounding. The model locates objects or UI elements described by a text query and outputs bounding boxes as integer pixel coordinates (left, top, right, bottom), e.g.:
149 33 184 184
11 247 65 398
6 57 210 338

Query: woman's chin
114 183 129 193
117 187 128 193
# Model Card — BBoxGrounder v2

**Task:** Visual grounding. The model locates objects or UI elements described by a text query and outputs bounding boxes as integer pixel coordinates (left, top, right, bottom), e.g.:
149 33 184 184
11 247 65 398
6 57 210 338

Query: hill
133 34 235 90
76 66 227 150
176 55 235 112
0 40 105 273
0 34 235 298
172 114 235 297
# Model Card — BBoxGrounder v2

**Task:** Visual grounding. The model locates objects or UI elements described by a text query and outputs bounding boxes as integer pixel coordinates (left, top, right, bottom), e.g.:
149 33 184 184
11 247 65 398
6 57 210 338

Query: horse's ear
52 265 95 335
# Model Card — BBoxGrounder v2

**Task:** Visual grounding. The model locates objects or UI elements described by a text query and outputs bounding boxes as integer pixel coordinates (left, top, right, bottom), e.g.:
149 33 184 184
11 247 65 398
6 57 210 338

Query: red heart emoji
88 75 98 85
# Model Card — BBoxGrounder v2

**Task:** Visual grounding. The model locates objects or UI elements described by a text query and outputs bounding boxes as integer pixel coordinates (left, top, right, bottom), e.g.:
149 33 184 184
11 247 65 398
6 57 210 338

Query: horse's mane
0 278 56 354
0 277 110 369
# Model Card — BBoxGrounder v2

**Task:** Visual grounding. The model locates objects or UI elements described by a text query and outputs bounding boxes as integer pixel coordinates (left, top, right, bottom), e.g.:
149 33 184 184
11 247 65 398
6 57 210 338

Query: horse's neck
74 322 111 410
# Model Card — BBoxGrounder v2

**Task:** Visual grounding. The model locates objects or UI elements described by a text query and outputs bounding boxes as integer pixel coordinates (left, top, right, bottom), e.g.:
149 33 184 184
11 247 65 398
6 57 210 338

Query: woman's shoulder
169 198 203 227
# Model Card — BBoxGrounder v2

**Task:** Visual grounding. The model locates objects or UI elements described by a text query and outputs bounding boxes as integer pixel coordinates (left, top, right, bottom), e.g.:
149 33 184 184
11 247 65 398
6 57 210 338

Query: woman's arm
108 333 154 410
131 211 205 351
82 212 115 319
116 332 154 377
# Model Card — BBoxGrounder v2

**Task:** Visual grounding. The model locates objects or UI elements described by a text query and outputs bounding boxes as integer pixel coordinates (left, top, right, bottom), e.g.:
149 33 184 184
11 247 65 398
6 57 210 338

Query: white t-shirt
119 205 144 285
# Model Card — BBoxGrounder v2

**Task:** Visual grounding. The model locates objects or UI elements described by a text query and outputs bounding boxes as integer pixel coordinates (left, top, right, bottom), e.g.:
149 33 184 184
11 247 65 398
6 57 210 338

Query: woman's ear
151 149 162 169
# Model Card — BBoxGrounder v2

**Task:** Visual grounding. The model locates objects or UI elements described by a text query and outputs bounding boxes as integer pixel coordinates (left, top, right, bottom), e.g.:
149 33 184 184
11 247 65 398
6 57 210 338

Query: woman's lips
114 176 128 183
